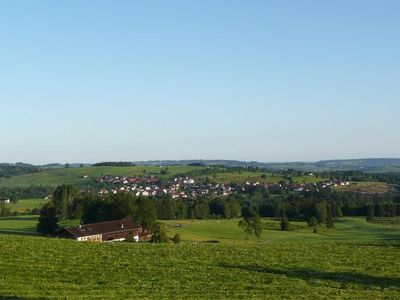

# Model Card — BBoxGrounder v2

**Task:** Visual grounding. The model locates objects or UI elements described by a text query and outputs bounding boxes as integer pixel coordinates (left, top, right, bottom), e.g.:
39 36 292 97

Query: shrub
126 233 136 243
172 233 181 244
150 223 168 243
280 217 291 231
308 217 318 227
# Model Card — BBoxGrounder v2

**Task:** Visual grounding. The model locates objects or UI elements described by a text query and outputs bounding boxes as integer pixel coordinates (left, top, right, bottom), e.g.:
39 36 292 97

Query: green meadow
5 198 48 213
0 216 399 298
0 234 399 299
1 215 399 244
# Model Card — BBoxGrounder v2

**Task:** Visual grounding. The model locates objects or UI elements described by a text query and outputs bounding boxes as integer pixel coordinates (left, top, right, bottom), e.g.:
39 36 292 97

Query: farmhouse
0 198 10 204
59 219 149 242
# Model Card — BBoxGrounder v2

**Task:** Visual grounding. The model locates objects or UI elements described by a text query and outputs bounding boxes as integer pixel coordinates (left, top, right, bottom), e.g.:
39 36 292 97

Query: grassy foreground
0 235 399 299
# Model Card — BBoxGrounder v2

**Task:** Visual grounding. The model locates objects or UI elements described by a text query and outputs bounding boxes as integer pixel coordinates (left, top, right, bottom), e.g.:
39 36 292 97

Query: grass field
1 215 399 244
5 198 49 213
0 215 78 236
0 217 399 298
0 235 399 299
164 217 400 244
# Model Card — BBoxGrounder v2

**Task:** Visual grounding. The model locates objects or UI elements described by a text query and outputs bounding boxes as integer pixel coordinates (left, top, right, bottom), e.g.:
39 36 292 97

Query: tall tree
150 223 168 243
37 202 59 236
134 197 157 230
238 216 263 238
52 185 79 220
366 205 375 221
280 216 290 231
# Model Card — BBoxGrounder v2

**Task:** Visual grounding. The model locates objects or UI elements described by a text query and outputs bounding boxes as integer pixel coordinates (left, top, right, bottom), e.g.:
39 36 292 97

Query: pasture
5 198 48 213
0 234 399 299
0 216 399 298
1 215 399 244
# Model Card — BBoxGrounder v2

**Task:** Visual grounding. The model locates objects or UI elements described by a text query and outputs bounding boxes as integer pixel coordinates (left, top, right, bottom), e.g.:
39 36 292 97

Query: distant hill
2 158 400 175
133 158 400 172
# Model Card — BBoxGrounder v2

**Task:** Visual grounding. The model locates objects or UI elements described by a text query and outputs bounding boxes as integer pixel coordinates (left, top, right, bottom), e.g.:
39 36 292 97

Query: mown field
334 181 391 195
0 234 399 299
164 217 400 244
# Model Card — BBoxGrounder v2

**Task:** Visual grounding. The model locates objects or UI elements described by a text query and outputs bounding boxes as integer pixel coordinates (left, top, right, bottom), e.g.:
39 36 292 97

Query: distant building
0 198 10 204
58 219 149 242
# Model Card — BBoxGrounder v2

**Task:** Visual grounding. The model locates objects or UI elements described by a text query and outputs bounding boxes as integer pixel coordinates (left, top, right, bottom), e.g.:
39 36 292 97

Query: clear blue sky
1 0 399 164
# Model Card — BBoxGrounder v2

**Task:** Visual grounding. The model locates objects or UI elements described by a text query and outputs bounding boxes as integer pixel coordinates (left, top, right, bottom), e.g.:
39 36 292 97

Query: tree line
37 182 400 237
0 163 40 178
0 186 54 202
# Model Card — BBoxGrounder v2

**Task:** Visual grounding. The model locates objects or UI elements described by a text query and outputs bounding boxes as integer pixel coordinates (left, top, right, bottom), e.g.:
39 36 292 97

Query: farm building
0 198 10 204
59 219 149 242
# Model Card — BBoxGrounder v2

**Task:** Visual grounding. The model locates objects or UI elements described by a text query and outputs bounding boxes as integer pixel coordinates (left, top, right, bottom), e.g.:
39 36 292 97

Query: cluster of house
95 175 240 198
93 174 353 198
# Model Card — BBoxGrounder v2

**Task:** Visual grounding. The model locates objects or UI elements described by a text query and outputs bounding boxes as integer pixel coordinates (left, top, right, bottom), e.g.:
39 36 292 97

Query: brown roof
63 219 142 238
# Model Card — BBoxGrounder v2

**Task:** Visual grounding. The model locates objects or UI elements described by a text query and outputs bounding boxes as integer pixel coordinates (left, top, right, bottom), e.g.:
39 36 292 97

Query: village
92 174 351 198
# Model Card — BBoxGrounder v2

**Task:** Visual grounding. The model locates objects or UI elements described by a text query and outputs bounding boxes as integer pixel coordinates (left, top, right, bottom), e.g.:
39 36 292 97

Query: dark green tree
37 202 59 236
307 216 318 227
314 202 328 225
134 197 157 230
52 185 79 220
150 223 168 243
238 216 263 238
326 206 334 228
280 217 290 231
172 233 181 244
228 200 241 219
366 205 375 221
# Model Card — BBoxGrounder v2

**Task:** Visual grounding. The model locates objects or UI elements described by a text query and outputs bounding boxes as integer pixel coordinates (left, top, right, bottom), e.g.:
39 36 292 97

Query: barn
59 219 149 242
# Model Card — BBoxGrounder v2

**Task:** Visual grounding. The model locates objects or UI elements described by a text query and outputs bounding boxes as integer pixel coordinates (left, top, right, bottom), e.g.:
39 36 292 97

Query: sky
1 0 399 164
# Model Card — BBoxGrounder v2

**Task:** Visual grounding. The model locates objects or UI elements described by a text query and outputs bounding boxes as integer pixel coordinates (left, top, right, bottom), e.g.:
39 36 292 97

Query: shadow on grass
0 216 39 221
0 229 38 236
218 263 400 288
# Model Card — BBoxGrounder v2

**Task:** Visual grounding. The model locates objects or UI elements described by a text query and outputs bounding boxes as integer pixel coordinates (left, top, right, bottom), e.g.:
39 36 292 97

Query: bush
150 223 168 243
308 217 318 227
280 217 291 231
172 233 181 244
126 233 136 243
37 202 59 236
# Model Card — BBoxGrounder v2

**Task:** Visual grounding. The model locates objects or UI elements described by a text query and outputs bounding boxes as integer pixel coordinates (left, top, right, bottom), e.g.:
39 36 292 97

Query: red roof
63 219 142 238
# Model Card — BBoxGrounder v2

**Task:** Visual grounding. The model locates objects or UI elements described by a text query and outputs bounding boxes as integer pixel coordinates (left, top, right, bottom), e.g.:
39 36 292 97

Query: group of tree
0 186 53 202
0 163 40 178
366 203 399 221
92 162 135 167
37 182 400 236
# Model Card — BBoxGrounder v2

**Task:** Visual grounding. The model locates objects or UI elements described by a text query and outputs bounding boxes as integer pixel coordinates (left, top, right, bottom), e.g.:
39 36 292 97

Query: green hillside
0 165 326 188
0 166 201 188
